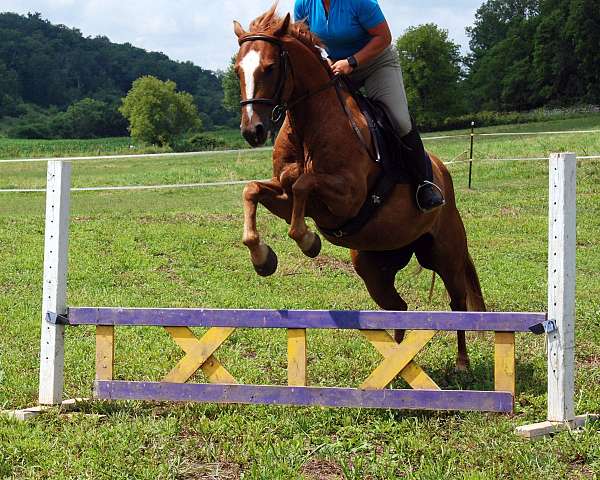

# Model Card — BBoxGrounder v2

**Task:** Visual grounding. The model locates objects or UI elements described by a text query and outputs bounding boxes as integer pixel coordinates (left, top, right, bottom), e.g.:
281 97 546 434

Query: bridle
237 33 374 161
238 33 337 124
238 34 292 123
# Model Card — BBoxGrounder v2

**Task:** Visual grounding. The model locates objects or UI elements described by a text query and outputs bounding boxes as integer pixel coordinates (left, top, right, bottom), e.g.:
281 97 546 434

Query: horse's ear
233 20 246 39
274 13 291 37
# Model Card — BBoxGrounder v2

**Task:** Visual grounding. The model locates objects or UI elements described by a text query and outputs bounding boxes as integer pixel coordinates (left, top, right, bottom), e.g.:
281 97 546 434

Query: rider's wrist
347 55 358 69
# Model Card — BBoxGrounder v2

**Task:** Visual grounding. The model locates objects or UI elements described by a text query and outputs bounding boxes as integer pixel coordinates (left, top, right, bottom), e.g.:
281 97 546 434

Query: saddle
318 81 411 238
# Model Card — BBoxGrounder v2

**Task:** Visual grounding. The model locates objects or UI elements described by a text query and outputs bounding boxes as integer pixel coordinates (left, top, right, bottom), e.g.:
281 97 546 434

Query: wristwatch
347 55 358 69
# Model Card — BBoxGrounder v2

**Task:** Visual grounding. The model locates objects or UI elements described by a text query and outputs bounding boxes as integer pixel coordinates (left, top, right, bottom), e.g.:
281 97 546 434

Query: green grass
0 129 254 162
0 116 599 479
0 137 134 160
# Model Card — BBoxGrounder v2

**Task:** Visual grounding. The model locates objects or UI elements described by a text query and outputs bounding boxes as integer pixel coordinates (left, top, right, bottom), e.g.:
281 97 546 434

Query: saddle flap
352 91 409 184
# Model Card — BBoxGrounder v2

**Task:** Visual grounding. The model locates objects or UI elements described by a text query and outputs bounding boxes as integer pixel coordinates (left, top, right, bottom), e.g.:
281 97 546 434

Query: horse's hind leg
414 232 477 371
351 248 413 343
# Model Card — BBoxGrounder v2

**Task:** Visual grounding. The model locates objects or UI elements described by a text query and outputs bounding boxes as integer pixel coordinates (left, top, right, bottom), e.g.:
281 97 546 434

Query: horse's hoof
302 233 321 258
253 246 278 277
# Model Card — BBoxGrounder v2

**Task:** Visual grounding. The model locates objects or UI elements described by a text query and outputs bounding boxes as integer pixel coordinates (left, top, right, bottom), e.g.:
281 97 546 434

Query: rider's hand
331 59 354 76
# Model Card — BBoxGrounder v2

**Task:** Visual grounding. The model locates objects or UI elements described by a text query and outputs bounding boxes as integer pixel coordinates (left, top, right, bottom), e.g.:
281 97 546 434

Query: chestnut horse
233 7 485 370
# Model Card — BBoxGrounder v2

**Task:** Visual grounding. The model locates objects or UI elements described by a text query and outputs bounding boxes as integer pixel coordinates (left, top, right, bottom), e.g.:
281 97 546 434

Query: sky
1 0 482 71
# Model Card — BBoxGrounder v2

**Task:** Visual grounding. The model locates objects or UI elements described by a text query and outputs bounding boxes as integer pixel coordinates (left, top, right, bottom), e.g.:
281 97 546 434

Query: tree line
0 12 238 138
1 0 598 141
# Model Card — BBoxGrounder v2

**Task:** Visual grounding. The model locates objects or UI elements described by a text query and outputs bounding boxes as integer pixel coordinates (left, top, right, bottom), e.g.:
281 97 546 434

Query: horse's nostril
255 123 265 139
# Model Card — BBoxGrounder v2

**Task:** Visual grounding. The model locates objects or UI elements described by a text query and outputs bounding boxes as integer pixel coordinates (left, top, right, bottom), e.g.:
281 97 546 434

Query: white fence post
547 152 576 422
517 152 598 438
38 161 72 405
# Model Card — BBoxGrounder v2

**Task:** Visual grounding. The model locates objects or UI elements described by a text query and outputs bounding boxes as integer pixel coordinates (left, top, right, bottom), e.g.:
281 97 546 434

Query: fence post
515 152 597 439
468 121 475 189
38 160 72 405
547 152 576 422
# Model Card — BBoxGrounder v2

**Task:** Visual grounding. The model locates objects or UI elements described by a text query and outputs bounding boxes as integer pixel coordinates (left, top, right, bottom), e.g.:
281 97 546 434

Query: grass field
0 116 599 479
0 129 251 161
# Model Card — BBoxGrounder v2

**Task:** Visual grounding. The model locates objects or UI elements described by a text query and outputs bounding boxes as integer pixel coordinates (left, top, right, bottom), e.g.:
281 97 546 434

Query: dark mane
249 4 326 59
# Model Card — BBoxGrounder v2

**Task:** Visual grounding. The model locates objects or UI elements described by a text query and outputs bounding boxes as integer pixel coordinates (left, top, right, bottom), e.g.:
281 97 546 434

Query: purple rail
95 381 514 412
69 308 545 332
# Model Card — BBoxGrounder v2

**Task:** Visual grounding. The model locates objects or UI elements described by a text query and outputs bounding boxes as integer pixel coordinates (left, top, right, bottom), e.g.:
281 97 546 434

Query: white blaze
240 49 261 121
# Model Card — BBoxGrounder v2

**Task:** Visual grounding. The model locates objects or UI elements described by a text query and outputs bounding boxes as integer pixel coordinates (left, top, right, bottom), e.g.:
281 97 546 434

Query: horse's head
233 10 292 147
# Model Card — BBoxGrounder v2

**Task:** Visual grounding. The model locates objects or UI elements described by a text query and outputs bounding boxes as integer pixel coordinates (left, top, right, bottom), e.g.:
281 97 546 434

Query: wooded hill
0 12 237 137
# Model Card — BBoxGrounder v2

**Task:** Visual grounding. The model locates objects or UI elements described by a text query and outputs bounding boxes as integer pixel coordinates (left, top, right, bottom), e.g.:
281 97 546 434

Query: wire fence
1 155 598 194
0 127 598 193
0 128 598 165
422 128 600 141
0 147 272 165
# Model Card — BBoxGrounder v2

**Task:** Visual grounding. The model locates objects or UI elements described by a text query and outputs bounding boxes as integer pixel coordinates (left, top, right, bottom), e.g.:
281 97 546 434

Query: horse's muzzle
242 121 268 147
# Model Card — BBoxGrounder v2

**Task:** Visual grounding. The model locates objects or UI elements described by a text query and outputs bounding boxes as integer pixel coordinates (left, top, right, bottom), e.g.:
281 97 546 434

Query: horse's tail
464 252 486 312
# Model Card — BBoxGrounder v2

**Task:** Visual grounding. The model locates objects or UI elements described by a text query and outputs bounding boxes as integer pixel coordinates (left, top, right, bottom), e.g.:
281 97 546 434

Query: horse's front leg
243 178 292 276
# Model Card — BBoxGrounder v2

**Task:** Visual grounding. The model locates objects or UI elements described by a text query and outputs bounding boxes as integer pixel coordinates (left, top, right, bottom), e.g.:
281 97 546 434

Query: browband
239 34 283 46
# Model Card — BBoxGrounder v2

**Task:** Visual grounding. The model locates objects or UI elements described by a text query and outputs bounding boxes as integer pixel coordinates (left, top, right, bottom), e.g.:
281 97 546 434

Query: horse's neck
287 45 357 156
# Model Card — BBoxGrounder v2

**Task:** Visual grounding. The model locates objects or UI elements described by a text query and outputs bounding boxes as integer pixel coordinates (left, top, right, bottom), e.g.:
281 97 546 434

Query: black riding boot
400 120 445 213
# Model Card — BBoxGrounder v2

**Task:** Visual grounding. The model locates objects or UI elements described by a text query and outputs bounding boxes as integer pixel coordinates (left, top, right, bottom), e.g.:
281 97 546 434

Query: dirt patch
138 212 202 225
241 349 258 359
155 263 185 285
576 240 594 249
179 461 241 480
500 206 519 217
72 215 96 222
567 456 595 480
581 355 600 368
301 459 344 480
312 255 355 275
204 213 239 223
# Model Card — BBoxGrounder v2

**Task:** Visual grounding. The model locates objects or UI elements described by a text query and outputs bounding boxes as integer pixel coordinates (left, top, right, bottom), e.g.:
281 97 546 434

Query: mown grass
1 115 599 191
0 116 599 479
0 129 252 162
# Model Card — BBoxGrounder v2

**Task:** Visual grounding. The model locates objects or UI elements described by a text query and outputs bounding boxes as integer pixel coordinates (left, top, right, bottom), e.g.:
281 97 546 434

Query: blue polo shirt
294 0 386 60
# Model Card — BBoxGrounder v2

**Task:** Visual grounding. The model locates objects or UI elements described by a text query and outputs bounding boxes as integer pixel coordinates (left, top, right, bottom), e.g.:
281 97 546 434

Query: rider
293 0 445 212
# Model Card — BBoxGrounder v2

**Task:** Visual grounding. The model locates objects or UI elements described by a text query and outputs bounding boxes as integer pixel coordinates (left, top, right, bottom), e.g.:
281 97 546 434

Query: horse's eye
264 64 275 75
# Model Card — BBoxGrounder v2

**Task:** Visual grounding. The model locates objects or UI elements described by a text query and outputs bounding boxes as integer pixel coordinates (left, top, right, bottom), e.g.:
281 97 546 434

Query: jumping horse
233 7 486 370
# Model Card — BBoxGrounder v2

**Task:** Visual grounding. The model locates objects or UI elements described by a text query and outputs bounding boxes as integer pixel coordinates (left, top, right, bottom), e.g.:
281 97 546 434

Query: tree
119 76 202 146
566 0 600 103
0 60 21 117
465 0 600 111
396 24 464 128
60 98 128 138
221 55 241 120
466 0 540 59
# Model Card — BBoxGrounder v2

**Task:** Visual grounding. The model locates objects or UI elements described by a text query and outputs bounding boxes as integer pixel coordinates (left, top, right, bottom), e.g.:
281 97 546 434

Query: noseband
238 34 291 123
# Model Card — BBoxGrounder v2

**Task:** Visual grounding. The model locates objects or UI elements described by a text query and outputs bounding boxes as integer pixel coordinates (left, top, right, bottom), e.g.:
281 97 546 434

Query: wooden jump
61 307 547 413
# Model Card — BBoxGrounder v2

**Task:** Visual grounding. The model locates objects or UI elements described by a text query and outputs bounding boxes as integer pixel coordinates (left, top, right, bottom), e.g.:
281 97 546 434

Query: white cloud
1 0 480 70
